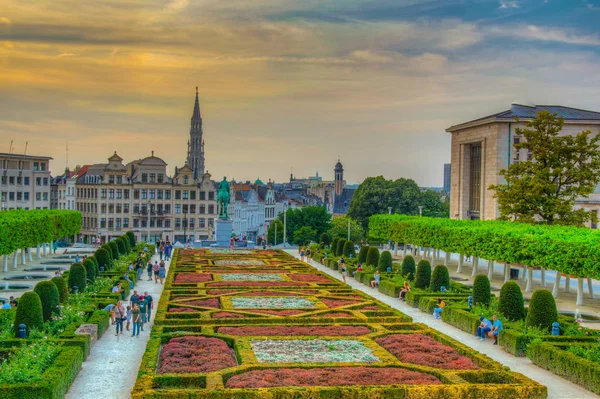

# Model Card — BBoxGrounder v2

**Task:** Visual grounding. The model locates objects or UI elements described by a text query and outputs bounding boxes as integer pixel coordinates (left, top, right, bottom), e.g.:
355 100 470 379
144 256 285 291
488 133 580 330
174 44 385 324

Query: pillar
457 254 464 273
487 260 494 280
12 251 18 269
565 275 571 293
27 248 32 262
431 248 436 263
587 277 595 299
50 241 54 255
471 257 479 277
3 255 8 273
576 278 584 306
504 263 510 283
525 267 533 292
521 265 527 281
444 252 450 266
552 271 561 298
403 244 407 257
36 245 41 259
541 268 546 287
20 249 26 265
394 241 398 256
43 243 47 256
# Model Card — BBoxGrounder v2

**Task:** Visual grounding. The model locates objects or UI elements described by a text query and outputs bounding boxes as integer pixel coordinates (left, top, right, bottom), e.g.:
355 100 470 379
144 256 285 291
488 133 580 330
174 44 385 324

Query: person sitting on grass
399 281 411 301
476 316 492 341
370 270 381 289
491 314 503 345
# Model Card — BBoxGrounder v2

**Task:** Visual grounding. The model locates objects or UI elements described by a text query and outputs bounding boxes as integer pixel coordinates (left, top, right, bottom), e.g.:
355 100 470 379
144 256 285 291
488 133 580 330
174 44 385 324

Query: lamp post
283 203 287 248
418 206 423 217
147 200 151 243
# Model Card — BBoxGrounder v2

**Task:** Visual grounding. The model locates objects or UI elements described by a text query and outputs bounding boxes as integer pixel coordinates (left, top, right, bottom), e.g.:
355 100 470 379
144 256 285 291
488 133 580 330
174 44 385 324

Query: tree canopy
293 226 317 245
328 216 364 242
278 206 331 244
490 111 600 225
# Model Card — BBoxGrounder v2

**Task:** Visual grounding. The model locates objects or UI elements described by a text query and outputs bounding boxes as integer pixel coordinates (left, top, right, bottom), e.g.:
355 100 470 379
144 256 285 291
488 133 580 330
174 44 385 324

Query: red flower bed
158 336 236 374
207 282 308 287
207 290 238 295
315 312 351 318
217 325 371 336
320 298 361 308
375 334 479 370
235 291 297 297
174 273 213 283
250 309 305 316
357 305 382 310
288 274 331 283
169 298 220 312
213 312 246 319
225 367 441 388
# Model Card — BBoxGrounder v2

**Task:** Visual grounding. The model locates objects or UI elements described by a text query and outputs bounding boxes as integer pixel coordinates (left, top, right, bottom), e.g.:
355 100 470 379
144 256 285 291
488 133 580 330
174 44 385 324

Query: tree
526 289 558 331
401 255 416 280
108 241 119 260
278 206 331 244
267 219 284 245
330 237 339 255
343 241 356 258
489 111 600 225
336 239 347 257
13 292 44 336
473 275 491 306
378 250 392 272
68 262 87 293
358 246 369 263
328 217 364 242
366 247 380 267
430 265 450 292
320 233 331 245
415 260 432 289
34 280 60 322
498 281 526 321
293 226 317 245
83 259 96 282
95 248 111 270
51 276 68 303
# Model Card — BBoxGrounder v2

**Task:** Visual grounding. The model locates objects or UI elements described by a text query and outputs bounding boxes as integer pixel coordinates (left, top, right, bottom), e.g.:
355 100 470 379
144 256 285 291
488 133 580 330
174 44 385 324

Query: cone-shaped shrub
115 237 126 255
473 275 491 306
51 276 68 303
95 248 111 270
13 292 43 336
330 238 339 255
68 262 87 293
430 265 450 292
378 250 393 272
358 246 369 263
498 281 526 321
83 259 96 282
415 260 432 289
34 280 60 322
526 289 558 332
320 233 331 245
119 235 130 254
108 241 119 260
343 241 356 258
87 255 98 267
401 255 416 280
126 230 136 247
366 247 380 267
336 239 347 257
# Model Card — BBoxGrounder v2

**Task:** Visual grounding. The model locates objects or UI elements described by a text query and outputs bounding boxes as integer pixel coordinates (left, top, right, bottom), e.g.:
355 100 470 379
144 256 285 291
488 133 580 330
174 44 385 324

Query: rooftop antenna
23 141 28 156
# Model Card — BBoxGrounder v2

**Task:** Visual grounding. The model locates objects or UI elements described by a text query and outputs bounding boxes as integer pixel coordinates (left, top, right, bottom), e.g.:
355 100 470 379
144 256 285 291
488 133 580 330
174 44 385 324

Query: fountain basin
4 274 51 281
559 310 600 323
24 266 66 272
41 259 73 265
0 284 32 291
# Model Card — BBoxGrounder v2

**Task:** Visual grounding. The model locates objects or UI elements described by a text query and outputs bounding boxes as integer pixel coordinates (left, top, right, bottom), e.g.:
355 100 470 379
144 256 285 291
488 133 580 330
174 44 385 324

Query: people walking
152 261 160 283
147 260 153 281
131 303 141 337
144 291 153 323
114 301 126 336
159 262 166 284
138 295 147 331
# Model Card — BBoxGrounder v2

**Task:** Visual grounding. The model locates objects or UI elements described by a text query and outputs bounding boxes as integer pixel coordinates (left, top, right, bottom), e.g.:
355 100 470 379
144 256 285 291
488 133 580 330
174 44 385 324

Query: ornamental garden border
133 249 546 399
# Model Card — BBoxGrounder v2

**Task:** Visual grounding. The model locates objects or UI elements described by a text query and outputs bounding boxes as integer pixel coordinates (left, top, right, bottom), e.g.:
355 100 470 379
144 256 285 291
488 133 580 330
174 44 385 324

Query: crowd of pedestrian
106 290 154 337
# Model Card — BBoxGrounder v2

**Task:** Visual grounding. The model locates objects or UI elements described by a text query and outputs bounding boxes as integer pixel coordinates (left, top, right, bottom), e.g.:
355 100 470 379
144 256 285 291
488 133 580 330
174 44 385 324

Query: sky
1 0 600 186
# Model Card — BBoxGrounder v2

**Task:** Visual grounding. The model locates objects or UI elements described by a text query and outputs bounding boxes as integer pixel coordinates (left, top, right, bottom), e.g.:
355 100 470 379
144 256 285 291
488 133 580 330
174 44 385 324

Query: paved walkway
66 252 169 399
286 250 600 399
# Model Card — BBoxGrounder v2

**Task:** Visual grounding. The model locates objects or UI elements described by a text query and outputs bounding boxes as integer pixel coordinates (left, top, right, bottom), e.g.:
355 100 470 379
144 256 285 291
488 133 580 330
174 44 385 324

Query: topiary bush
51 276 68 303
108 241 119 260
358 246 369 264
83 259 96 282
415 260 432 289
95 248 112 271
401 255 416 280
13 291 44 336
526 289 558 332
320 233 331 246
366 247 380 268
336 239 347 257
115 237 126 255
68 262 87 293
430 264 450 292
126 230 136 247
378 250 393 272
330 237 339 255
343 241 356 258
498 281 526 321
473 274 491 306
34 280 60 322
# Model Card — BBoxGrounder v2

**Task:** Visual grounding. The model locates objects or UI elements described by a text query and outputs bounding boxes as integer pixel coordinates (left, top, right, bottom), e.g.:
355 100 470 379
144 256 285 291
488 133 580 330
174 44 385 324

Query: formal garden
132 248 546 399
0 209 153 399
310 214 600 396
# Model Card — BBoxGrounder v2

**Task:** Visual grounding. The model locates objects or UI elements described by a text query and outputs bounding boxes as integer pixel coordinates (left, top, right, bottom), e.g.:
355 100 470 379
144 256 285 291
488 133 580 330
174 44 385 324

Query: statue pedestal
215 218 233 247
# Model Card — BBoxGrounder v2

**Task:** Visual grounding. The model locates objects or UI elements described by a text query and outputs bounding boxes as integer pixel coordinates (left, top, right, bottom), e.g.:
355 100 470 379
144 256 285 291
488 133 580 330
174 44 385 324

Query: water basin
0 283 32 291
4 274 51 281
24 266 66 272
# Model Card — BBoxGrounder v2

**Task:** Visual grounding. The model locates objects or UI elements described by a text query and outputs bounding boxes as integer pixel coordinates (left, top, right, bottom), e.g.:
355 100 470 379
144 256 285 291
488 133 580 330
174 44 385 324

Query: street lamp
418 206 423 217
283 203 288 248
147 200 151 243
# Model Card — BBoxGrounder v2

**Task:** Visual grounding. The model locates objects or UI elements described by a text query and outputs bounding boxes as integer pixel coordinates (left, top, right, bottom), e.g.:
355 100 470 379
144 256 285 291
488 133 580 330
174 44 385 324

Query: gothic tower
334 159 344 196
186 87 205 180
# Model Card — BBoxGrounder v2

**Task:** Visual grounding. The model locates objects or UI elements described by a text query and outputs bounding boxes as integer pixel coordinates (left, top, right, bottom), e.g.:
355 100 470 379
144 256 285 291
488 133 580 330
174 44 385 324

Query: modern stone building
0 153 52 210
447 103 600 222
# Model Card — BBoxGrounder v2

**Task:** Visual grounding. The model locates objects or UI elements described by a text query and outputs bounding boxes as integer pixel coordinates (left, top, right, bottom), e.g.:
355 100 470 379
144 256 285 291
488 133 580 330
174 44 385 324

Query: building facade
443 163 451 194
0 153 52 210
447 103 600 222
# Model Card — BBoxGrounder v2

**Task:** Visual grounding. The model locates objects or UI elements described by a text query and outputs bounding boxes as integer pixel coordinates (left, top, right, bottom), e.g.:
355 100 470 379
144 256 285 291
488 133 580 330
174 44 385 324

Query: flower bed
375 334 479 370
224 291 296 297
213 312 246 319
207 290 238 295
231 297 315 309
314 312 352 318
288 274 332 283
158 336 236 373
208 281 307 287
209 249 253 254
251 339 380 363
171 298 220 309
220 273 283 282
225 366 442 388
214 260 265 266
218 326 371 336
250 309 306 316
321 298 361 308
174 273 213 283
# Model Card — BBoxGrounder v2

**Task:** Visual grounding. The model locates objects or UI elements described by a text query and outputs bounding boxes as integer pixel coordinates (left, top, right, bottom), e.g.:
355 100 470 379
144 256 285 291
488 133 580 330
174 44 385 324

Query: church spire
192 86 201 121
186 87 205 180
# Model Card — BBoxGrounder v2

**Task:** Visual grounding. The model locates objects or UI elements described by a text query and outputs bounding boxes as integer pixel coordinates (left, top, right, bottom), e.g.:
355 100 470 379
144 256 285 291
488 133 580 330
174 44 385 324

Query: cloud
166 0 190 12
487 25 600 46
498 1 520 8
0 17 12 25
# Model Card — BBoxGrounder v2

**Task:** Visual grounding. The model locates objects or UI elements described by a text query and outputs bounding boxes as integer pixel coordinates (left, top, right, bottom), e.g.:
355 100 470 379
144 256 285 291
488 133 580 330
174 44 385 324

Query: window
190 190 196 200
24 192 29 201
149 173 156 183
133 219 139 228
9 192 15 201
158 173 164 183
156 190 162 199
1 176 5 185
34 192 40 201
184 176 189 184
141 219 147 228
190 204 196 213
513 137 520 162
164 204 171 214
108 189 114 199
200 191 206 200
527 148 533 161
199 218 205 228
123 204 129 213
108 218 114 228
164 219 171 228
33 162 39 171
9 176 15 185
124 189 130 199
133 204 140 214
150 218 155 228
182 190 189 200
116 204 122 213
16 192 22 201
141 189 147 200
123 218 129 228
208 218 214 228
1 192 6 201
40 163 46 171
183 204 188 213
189 218 195 228
209 192 215 200
116 189 122 199
117 175 123 184
175 190 181 200
116 218 121 228
108 204 114 213
149 190 156 199
134 189 140 199
157 219 163 228
208 205 215 214
100 218 107 228
200 205 205 214
43 178 48 186
175 218 181 228
157 204 163 213
165 190 171 200
101 189 107 199
109 175 115 184
175 204 181 214
16 176 22 185
101 204 107 213
141 173 148 183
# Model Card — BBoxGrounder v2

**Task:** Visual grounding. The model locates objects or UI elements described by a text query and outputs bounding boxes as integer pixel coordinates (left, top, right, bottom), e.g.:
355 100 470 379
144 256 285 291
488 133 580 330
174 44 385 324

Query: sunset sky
1 0 599 186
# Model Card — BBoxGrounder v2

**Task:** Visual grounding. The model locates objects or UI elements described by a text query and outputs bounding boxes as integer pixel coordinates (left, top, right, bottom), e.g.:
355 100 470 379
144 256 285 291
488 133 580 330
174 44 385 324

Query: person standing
136 262 143 281
152 261 160 283
114 301 126 336
159 262 166 284
130 290 139 307
147 260 153 281
340 261 348 284
159 244 164 260
144 291 153 323
300 247 305 262
131 303 141 337
138 295 147 331
125 305 132 331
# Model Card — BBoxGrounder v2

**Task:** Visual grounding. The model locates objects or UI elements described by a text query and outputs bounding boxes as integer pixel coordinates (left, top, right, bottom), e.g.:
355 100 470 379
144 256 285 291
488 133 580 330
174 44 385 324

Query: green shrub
366 246 380 267
378 250 393 272
430 264 450 292
401 255 416 280
51 276 68 304
526 289 558 332
121 235 131 254
473 274 491 306
95 248 111 270
415 260 432 289
87 255 98 267
33 280 60 322
115 237 126 255
126 230 136 247
358 246 369 263
83 259 96 282
379 280 403 298
330 237 339 255
13 292 43 336
343 241 356 258
108 241 119 260
498 281 526 321
336 239 347 257
320 233 331 245
68 262 87 293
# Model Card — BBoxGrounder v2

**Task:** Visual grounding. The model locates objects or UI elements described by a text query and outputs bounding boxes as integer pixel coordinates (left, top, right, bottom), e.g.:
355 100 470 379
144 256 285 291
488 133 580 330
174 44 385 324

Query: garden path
66 252 169 399
287 250 600 399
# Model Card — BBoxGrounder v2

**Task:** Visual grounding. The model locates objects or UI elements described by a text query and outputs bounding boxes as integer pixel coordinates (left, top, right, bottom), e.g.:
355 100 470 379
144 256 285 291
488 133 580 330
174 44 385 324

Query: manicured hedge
126 230 137 247
68 263 87 293
358 246 369 263
366 247 379 267
415 260 432 289
430 265 450 292
401 255 416 280
34 280 60 322
13 292 44 336
95 248 112 270
498 281 526 321
526 289 558 332
378 280 403 298
108 241 119 260
378 250 392 272
343 241 356 258
83 259 96 282
473 275 491 307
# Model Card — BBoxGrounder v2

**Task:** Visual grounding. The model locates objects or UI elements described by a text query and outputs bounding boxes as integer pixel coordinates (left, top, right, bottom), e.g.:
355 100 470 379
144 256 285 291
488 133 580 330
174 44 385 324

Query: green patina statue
217 177 231 219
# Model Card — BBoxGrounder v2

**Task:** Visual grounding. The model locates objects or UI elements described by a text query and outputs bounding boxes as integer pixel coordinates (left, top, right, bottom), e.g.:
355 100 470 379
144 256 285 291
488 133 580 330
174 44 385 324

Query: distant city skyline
1 1 599 186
